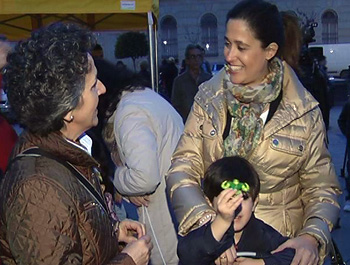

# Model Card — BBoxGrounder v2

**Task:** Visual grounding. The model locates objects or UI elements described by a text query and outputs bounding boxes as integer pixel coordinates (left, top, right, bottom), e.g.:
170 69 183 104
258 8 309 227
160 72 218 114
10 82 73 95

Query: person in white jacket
97 62 183 265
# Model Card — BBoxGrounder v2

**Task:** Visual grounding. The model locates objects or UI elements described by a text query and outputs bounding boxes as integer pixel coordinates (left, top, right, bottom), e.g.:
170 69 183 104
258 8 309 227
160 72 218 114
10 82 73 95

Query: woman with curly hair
0 22 152 265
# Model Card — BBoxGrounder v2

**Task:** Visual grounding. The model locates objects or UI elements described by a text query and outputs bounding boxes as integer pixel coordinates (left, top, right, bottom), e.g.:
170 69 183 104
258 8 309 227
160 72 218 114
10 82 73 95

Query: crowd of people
0 0 346 265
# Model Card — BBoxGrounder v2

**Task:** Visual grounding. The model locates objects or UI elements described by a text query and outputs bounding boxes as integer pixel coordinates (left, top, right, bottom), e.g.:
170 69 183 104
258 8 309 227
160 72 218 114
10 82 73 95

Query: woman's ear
252 196 259 212
63 111 74 123
265 42 279 60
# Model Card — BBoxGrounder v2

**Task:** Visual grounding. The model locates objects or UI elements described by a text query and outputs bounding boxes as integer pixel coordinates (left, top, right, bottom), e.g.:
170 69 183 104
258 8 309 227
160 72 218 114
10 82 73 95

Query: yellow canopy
0 0 159 41
0 0 159 90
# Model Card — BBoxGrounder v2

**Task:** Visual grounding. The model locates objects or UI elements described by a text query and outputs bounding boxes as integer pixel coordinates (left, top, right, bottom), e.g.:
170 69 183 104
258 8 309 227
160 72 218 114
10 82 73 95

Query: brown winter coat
167 62 341 263
0 131 135 265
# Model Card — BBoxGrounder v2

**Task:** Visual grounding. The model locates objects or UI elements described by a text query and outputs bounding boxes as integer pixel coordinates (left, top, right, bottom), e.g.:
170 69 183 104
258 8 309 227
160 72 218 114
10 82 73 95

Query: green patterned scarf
223 57 283 158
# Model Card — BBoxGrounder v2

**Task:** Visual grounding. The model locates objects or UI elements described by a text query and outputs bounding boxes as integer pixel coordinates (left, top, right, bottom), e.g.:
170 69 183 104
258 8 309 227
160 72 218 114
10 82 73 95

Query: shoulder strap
19 148 108 213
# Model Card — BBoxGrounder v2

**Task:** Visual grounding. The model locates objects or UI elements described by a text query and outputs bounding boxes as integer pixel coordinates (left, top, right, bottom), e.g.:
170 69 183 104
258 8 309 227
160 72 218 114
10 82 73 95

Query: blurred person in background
197 44 212 75
0 37 17 178
338 100 350 212
138 60 152 88
171 44 211 123
159 57 178 101
92 43 104 59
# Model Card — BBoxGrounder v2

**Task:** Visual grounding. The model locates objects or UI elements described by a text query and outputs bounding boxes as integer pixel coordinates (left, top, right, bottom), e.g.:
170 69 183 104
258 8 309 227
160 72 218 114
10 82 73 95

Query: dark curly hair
4 22 96 135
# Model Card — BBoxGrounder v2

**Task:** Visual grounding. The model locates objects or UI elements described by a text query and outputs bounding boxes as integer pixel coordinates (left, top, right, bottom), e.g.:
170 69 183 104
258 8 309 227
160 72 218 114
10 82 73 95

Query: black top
177 214 295 265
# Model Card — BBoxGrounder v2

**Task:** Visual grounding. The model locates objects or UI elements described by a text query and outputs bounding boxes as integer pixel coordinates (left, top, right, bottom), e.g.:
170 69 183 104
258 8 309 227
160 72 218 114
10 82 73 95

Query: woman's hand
272 234 319 265
214 245 237 265
114 190 123 204
128 195 150 207
122 235 153 265
118 219 146 243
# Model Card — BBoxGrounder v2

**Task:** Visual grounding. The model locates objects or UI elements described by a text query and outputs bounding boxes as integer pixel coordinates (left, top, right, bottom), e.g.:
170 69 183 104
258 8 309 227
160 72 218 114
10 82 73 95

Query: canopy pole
147 11 158 92
155 23 159 93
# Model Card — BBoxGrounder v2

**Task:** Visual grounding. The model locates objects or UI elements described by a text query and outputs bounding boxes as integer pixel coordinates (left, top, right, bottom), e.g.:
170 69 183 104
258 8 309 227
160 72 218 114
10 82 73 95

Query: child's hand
215 188 244 223
211 189 244 242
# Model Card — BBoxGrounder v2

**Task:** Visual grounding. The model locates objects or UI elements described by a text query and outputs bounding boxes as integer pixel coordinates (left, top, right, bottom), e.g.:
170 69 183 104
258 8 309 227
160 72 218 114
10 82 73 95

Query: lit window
160 16 178 59
200 13 218 57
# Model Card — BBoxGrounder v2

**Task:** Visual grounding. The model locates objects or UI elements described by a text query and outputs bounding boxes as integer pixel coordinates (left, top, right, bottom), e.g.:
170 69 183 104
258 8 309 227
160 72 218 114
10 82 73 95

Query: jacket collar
12 130 98 168
262 62 319 139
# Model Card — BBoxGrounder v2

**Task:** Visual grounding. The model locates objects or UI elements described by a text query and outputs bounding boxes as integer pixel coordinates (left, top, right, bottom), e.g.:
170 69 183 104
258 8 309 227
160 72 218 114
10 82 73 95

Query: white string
142 205 167 265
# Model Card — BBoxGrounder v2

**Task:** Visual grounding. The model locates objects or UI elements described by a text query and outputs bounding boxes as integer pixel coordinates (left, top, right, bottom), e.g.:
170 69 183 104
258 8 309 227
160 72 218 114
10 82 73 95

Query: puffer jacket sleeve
6 176 83 265
166 101 216 236
113 104 161 195
297 107 341 261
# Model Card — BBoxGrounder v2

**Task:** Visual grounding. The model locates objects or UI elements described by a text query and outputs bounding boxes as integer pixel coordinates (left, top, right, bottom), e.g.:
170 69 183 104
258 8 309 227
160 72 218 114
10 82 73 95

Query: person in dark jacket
178 156 295 265
0 114 17 175
338 100 350 212
171 44 211 122
0 22 152 265
0 39 17 177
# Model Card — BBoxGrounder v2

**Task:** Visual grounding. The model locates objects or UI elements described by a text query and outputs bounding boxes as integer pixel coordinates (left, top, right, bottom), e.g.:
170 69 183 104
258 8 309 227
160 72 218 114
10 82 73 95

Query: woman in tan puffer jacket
167 1 340 264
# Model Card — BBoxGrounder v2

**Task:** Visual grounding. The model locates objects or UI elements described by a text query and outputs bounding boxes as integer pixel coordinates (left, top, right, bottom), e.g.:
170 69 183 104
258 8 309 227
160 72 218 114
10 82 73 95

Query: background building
159 0 350 66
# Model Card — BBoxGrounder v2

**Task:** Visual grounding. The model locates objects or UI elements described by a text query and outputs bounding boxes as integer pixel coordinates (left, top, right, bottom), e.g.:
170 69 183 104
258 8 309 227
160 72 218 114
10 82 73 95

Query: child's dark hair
203 156 260 202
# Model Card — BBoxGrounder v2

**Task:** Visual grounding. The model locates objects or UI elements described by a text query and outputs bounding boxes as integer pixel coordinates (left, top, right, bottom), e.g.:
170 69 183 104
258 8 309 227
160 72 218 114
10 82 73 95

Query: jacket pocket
200 120 217 139
270 134 306 157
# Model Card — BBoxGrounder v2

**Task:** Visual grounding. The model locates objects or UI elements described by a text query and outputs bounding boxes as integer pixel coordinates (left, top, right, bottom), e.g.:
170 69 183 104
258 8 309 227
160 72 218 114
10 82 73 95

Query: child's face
233 196 256 232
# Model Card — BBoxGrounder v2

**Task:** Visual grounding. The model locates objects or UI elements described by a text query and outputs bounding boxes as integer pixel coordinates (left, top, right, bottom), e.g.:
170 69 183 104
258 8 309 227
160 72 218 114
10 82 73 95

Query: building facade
159 0 350 65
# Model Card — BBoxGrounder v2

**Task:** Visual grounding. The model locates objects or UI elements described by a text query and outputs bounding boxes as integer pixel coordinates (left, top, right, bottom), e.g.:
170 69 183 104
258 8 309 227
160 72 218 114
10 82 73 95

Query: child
177 156 295 265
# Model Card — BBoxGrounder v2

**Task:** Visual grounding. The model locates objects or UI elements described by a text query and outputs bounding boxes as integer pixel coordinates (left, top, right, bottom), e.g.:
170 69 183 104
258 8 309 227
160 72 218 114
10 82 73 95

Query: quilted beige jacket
167 62 341 263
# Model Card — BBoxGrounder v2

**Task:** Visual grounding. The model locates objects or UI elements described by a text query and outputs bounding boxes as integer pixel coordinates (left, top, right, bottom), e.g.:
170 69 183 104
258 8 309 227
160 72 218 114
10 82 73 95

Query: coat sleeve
166 101 216 236
5 176 84 265
298 107 341 261
261 226 295 265
177 223 234 265
113 105 161 195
